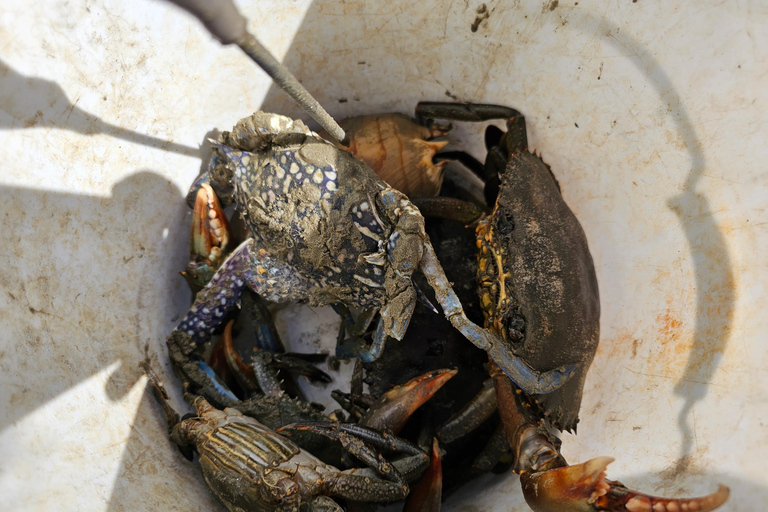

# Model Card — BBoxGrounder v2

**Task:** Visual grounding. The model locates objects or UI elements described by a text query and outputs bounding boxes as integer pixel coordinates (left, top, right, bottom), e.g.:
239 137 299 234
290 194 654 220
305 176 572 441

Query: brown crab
141 361 433 512
415 102 729 512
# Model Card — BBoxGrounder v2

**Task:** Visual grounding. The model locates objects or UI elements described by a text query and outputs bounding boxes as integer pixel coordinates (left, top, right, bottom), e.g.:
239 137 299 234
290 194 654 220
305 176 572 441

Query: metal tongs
166 0 347 144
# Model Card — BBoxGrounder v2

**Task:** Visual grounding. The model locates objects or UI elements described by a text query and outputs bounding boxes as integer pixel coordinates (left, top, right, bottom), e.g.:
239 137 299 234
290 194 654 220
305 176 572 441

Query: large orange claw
191 183 231 264
521 457 730 512
361 368 457 435
182 183 232 293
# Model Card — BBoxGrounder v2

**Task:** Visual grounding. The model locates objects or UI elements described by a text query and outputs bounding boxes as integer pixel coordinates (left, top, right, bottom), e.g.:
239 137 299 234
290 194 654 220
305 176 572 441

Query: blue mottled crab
168 111 574 399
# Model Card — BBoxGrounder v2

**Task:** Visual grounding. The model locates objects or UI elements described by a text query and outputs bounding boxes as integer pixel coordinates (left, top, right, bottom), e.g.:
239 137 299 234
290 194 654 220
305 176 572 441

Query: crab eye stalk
493 208 515 237
507 314 525 343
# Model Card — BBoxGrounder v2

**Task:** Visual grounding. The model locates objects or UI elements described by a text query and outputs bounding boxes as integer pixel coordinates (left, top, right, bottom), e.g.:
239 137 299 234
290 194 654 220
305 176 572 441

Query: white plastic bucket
1 1 765 510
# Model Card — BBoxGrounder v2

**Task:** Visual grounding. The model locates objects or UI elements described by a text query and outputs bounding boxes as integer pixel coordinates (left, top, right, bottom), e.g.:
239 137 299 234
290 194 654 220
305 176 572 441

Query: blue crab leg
336 316 389 362
175 236 308 350
175 240 255 347
419 239 576 395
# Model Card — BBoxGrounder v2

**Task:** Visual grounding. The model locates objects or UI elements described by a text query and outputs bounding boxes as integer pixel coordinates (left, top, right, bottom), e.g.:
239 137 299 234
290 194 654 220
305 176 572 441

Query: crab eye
493 208 515 237
507 314 526 343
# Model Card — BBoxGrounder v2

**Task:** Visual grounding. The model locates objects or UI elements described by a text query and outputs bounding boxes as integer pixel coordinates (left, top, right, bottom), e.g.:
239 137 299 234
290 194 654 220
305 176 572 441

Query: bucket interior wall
1 1 766 511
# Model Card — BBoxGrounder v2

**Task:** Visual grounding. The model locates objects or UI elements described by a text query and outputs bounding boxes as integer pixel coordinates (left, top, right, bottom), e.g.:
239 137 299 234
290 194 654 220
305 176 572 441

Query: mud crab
168 111 573 402
141 362 431 511
413 102 729 511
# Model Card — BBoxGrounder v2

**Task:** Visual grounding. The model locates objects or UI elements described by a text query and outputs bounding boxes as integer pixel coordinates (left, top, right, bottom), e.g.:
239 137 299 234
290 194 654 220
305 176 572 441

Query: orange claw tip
361 368 458 435
222 318 257 385
404 437 443 512
191 183 231 264
521 456 614 512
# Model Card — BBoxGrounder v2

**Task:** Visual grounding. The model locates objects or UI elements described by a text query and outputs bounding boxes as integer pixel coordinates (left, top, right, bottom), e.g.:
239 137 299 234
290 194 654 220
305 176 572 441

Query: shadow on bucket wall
0 58 199 157
0 56 222 509
0 170 192 422
565 11 736 476
0 53 200 431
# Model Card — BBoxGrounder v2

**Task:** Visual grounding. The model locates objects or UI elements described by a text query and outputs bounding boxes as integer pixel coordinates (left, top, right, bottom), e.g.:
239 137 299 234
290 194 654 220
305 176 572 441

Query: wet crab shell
478 149 600 432
211 114 394 308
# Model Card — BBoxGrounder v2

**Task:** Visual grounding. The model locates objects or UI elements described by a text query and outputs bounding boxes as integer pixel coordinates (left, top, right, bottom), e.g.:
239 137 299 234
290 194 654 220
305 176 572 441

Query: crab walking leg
325 455 434 503
169 233 322 384
169 243 252 396
437 378 497 444
278 422 429 485
420 240 575 395
174 240 254 344
336 316 390 362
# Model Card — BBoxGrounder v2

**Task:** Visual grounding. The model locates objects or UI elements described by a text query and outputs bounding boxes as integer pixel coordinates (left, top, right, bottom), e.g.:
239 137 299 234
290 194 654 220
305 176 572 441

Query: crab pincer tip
361 368 458 434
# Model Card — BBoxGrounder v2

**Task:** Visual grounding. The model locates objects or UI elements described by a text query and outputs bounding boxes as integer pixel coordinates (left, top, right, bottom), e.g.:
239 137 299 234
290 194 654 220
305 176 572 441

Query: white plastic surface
1 1 766 511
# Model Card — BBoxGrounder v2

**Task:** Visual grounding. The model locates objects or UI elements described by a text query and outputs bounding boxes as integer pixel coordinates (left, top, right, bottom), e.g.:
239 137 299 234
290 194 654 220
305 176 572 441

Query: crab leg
437 377 497 443
278 422 429 484
521 459 730 512
169 237 310 396
420 240 576 395
326 458 432 504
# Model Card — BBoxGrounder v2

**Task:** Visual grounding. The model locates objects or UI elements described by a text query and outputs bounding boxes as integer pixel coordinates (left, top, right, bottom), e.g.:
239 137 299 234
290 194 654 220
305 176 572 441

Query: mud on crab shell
168 111 573 399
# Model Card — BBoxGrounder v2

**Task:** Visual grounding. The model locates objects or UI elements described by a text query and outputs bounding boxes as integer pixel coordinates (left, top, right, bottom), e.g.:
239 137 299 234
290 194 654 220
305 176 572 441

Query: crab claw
181 183 232 293
521 456 613 512
404 437 443 512
219 319 259 395
361 368 458 435
521 457 730 512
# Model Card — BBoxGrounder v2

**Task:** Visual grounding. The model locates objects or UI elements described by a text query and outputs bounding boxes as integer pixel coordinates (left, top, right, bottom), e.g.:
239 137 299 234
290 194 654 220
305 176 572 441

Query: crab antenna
165 0 348 145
